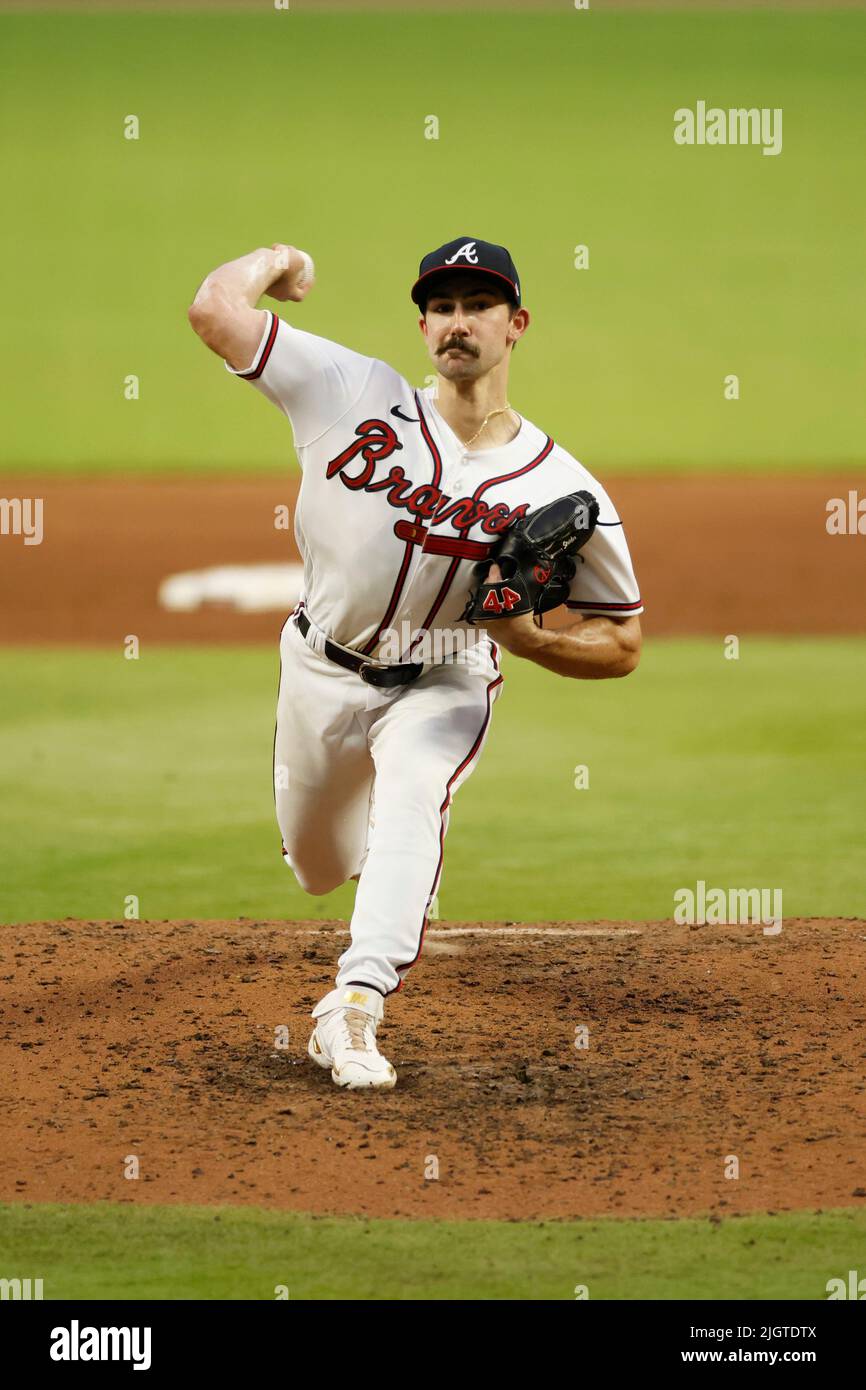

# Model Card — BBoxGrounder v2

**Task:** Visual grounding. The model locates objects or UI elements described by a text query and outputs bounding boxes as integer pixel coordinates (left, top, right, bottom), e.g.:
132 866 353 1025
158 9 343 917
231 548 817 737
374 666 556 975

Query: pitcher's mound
1 918 863 1220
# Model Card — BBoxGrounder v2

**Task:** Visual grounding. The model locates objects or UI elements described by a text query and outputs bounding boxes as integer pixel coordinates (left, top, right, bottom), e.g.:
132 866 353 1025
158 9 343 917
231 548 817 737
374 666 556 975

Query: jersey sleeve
225 311 376 449
566 502 643 618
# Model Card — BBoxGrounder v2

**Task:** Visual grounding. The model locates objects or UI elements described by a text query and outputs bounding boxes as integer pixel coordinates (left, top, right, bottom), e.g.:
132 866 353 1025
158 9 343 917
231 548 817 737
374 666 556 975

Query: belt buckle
360 662 389 688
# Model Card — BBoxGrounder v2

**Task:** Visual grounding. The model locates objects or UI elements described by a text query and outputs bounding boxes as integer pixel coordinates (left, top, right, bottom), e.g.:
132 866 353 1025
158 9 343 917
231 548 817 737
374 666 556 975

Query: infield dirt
1 474 864 644
2 917 864 1222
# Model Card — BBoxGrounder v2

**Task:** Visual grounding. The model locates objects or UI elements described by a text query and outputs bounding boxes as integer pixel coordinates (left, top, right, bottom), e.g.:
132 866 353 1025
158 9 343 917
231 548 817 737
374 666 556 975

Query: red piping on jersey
360 392 446 655
391 656 504 993
462 434 554 525
406 556 462 658
566 598 643 613
402 434 555 653
414 391 443 490
237 312 279 381
360 538 416 656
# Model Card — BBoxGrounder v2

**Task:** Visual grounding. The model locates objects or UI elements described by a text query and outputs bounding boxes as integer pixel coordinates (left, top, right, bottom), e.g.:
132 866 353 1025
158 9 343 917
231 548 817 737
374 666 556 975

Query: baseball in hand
269 244 315 302
295 250 315 293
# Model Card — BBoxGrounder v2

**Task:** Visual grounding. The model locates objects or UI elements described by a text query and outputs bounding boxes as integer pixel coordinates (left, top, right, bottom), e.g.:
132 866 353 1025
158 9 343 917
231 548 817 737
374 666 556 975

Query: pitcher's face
419 277 525 380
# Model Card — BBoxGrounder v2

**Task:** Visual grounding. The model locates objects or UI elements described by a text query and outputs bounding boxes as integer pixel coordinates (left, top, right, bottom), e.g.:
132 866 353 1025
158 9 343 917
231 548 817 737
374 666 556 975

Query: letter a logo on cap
444 241 479 266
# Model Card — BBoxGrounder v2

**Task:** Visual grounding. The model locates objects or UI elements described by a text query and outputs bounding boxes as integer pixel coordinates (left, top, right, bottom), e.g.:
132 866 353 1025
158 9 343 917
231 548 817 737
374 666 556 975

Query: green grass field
1 637 864 925
1 1200 862 1300
2 8 865 474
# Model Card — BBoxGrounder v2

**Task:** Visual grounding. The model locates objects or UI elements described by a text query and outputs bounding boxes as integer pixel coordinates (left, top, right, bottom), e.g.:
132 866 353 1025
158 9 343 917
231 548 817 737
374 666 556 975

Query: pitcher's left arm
488 595 641 679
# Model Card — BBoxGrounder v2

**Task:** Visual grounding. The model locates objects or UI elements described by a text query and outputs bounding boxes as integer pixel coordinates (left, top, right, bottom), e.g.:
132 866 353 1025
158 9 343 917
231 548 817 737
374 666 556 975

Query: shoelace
342 1008 372 1052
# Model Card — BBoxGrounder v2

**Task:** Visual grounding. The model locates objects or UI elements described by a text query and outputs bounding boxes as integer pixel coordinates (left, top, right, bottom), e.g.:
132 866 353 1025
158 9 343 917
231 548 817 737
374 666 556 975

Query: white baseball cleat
308 986 397 1090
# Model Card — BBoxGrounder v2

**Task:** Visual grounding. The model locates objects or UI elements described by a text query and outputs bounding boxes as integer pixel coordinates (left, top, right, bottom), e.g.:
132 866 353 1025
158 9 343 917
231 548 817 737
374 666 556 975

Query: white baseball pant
274 613 503 996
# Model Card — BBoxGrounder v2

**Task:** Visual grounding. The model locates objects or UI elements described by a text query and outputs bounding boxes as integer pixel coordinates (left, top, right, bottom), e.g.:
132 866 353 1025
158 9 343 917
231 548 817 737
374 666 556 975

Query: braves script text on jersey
228 312 642 995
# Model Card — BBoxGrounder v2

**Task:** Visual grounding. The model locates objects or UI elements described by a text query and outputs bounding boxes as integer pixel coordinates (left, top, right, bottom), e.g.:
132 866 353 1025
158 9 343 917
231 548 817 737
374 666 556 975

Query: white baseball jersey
228 312 642 658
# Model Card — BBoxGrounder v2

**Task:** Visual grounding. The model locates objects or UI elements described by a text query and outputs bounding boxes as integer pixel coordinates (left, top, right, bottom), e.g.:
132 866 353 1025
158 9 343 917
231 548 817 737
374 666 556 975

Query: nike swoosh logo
390 405 419 423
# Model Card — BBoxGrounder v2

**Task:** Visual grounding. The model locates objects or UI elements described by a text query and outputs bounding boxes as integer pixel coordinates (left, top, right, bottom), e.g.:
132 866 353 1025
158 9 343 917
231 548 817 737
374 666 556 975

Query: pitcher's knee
296 867 347 896
281 844 348 897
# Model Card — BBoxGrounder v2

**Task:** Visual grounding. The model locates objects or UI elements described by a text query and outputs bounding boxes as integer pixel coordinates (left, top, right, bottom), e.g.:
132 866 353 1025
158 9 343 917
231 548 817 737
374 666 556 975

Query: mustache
439 338 479 357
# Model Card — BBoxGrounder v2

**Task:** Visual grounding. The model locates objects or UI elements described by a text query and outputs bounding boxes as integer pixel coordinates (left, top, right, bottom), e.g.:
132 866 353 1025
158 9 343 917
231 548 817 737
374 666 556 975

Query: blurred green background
2 638 864 925
1 6 864 473
2 4 862 918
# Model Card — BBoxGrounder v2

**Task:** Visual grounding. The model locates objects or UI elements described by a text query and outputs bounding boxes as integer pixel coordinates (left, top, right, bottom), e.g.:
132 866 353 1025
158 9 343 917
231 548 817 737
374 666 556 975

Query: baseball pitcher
188 236 642 1090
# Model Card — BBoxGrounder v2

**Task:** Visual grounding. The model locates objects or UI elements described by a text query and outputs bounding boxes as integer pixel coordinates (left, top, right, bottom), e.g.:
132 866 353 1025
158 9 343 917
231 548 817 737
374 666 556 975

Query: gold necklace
461 404 516 450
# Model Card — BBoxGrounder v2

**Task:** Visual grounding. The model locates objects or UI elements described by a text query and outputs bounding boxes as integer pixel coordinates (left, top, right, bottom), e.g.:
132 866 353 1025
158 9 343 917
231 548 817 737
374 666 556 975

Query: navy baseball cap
411 237 521 309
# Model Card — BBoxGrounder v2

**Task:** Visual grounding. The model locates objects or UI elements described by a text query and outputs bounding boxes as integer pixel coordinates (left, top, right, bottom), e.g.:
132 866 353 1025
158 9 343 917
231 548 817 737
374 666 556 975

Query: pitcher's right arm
187 243 314 370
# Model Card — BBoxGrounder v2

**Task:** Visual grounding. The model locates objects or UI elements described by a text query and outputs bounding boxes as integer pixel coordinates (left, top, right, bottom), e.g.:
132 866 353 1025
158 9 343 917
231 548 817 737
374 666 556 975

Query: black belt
296 609 423 689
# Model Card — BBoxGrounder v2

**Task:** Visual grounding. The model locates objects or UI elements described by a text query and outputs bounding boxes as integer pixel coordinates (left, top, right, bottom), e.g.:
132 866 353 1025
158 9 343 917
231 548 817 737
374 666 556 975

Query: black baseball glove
461 490 599 624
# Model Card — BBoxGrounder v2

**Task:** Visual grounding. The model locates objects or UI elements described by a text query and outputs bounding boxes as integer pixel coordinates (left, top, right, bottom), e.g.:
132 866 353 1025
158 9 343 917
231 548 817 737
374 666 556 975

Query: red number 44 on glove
481 585 523 615
461 491 600 625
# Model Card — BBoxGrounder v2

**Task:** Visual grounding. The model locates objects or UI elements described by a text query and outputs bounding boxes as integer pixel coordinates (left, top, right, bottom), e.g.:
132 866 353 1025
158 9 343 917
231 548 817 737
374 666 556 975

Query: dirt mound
1 917 864 1220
